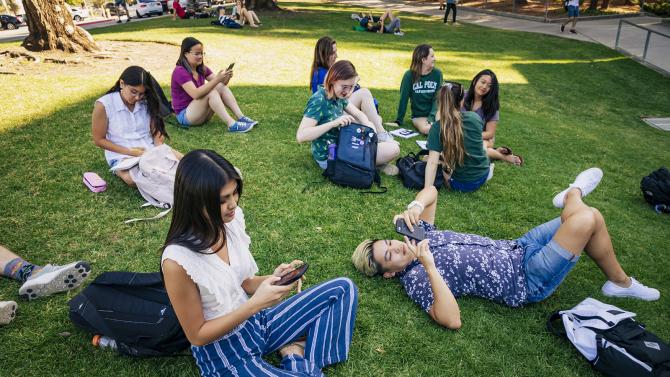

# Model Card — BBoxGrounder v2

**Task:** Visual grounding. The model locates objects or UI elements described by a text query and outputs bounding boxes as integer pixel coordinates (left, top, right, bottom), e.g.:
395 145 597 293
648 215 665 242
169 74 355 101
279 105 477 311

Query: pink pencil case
83 172 107 193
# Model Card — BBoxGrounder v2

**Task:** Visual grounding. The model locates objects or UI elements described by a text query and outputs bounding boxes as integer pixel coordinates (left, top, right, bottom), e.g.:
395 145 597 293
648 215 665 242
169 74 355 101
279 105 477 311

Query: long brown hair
437 82 465 174
310 36 336 90
324 60 357 99
410 44 432 83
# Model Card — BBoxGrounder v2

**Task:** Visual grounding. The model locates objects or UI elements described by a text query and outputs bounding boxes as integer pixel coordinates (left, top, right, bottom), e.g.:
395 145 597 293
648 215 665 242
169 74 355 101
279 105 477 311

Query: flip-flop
496 146 513 155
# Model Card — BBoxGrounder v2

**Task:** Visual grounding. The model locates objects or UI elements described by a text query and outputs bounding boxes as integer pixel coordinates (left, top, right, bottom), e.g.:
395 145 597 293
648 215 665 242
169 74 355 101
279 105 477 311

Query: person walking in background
115 0 131 23
561 0 579 34
443 0 457 24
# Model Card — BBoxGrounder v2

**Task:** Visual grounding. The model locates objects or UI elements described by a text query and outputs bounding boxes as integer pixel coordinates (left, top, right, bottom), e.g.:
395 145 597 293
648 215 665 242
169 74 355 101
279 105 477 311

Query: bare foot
502 154 523 166
279 340 306 358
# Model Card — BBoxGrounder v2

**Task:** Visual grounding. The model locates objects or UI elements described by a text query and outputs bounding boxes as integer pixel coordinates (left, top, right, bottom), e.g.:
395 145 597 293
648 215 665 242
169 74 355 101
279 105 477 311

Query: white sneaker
552 167 603 208
19 261 91 300
380 164 399 176
602 277 660 301
350 13 361 21
394 31 404 36
0 301 17 325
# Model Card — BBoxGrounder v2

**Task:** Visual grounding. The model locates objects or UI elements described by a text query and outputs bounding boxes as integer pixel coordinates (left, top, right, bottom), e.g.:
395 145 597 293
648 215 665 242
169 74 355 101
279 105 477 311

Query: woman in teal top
297 60 400 174
388 44 443 135
424 82 492 193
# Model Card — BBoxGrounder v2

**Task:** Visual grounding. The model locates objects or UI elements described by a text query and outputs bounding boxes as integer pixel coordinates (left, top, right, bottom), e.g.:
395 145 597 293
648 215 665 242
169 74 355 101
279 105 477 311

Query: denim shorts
517 217 580 303
567 5 579 17
176 108 190 127
449 171 488 193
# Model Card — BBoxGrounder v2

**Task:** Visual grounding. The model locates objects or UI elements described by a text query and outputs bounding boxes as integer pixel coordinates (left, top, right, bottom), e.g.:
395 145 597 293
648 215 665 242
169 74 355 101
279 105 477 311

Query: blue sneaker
229 121 254 133
238 116 258 127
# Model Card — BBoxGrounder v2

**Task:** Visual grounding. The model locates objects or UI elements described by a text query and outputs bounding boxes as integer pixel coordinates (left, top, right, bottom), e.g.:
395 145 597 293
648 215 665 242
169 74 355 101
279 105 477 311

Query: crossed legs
185 83 244 128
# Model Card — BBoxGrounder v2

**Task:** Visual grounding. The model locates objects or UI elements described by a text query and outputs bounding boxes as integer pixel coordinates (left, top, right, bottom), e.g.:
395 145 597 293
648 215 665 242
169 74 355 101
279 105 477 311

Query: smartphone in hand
226 62 235 71
275 263 309 286
395 219 426 241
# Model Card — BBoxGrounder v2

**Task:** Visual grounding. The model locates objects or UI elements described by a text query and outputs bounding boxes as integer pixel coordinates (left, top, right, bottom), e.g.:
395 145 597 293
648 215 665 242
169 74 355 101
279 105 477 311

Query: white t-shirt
96 92 154 166
161 207 259 321
568 0 579 7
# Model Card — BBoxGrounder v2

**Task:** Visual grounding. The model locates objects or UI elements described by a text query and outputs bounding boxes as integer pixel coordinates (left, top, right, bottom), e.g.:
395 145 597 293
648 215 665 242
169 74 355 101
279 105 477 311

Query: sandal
496 146 513 155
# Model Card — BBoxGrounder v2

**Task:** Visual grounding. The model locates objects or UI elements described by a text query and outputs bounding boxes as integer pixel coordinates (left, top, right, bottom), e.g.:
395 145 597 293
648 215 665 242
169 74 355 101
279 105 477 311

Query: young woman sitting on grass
352 170 660 329
309 37 392 143
387 44 443 135
297 60 400 175
92 66 182 187
232 0 261 27
161 149 358 377
424 82 492 193
462 69 522 166
171 37 257 132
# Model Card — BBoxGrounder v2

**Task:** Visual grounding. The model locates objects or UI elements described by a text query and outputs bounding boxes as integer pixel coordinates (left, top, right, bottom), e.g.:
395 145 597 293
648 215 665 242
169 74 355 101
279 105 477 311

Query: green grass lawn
1 1 669 376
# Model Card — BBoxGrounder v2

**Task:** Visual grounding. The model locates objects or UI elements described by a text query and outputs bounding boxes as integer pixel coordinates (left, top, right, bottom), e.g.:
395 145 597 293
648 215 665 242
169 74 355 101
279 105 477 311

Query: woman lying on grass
424 82 492 193
91 66 182 187
171 37 257 132
387 44 443 135
462 69 523 166
161 150 358 376
352 169 660 329
309 37 392 143
298 60 400 175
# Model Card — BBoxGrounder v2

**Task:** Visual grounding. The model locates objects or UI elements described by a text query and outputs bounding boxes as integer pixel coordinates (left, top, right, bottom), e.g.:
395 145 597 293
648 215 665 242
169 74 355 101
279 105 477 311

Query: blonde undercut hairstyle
352 239 381 277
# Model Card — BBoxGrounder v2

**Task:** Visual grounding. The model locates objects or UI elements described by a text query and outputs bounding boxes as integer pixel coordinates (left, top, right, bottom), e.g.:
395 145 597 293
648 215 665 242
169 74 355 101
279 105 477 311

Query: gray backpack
126 144 178 223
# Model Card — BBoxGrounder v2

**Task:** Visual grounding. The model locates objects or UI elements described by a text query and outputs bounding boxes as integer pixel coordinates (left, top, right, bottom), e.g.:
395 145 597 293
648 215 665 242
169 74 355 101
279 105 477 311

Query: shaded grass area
1 1 669 376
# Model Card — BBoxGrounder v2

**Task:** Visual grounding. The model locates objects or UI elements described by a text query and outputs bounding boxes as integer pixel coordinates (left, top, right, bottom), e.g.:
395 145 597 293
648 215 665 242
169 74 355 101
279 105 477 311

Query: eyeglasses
189 51 205 57
335 79 359 92
127 87 145 100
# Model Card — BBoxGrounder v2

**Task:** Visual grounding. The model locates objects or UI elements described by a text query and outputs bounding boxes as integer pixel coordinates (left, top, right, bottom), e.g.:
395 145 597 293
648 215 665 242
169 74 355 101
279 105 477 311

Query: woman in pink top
171 37 257 133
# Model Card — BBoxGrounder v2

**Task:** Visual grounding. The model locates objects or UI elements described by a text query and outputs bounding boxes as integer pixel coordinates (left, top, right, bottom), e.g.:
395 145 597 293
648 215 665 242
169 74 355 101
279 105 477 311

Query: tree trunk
22 0 98 53
589 0 598 10
514 0 528 6
600 0 609 9
252 0 280 11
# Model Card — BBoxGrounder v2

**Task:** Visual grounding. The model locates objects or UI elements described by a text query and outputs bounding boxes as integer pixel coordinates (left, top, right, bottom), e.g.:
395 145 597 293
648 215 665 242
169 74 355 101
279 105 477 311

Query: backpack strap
547 311 567 337
361 170 387 194
124 205 172 224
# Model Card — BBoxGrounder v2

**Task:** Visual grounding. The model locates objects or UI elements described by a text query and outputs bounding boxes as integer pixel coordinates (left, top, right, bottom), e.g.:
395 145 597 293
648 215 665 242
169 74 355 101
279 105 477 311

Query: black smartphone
226 62 235 71
395 219 426 241
275 263 309 286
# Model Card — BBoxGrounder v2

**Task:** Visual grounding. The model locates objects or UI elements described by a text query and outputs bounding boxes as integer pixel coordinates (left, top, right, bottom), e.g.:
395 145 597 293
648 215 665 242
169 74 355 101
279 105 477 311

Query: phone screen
275 263 309 286
395 219 426 241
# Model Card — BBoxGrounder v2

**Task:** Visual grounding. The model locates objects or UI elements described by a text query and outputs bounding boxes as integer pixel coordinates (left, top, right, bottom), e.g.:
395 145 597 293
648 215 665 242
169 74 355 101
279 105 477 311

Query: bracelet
407 200 424 213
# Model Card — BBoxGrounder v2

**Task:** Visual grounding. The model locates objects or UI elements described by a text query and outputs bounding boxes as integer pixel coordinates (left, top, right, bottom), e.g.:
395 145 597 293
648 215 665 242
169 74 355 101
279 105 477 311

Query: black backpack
323 123 385 192
641 167 670 208
396 150 445 190
69 272 189 357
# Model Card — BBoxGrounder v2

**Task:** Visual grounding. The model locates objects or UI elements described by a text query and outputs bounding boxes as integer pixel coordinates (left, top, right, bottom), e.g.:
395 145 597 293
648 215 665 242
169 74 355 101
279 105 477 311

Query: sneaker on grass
380 164 399 176
229 121 254 133
18 261 91 300
0 301 17 325
238 116 258 127
552 167 603 208
602 278 660 301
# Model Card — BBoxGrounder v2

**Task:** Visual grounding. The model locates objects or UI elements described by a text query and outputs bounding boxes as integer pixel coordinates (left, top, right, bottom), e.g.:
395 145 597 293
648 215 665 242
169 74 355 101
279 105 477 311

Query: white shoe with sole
602 277 660 301
0 301 18 325
19 261 91 300
552 167 603 208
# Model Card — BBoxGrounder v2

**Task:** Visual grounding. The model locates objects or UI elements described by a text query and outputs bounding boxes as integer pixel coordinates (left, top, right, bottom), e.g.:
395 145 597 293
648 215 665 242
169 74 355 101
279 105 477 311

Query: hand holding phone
274 263 309 286
226 62 235 72
395 218 426 241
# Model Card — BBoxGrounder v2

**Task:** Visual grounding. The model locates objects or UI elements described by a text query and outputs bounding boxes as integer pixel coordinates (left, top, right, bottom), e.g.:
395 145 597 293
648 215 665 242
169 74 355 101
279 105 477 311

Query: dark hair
162 150 243 255
463 69 499 123
310 36 336 90
176 37 206 77
410 44 432 83
324 60 357 99
107 66 168 140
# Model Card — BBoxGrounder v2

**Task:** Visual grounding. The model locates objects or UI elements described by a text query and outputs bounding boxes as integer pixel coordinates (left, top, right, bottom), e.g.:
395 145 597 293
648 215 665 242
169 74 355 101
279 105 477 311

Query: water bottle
92 335 118 351
327 143 337 161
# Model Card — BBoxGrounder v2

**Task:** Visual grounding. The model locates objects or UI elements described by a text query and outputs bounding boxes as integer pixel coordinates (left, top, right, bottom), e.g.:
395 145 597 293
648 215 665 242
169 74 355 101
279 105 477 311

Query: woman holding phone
171 37 257 132
161 149 358 377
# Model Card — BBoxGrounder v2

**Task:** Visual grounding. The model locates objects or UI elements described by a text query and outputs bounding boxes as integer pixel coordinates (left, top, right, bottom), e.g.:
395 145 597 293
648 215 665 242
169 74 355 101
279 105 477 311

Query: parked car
0 14 22 30
130 0 163 17
68 5 90 21
104 2 127 16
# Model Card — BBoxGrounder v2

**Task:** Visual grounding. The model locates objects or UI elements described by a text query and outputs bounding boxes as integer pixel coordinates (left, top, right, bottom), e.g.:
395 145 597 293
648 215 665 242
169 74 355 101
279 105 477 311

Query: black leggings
444 3 456 23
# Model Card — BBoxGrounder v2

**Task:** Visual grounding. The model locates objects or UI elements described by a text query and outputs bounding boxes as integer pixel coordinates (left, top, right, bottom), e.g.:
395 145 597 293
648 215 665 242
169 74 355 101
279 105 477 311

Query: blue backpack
323 124 385 192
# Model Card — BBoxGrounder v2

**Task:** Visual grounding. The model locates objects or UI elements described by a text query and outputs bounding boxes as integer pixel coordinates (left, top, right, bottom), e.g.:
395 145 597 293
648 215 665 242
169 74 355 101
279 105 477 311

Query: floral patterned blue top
398 221 528 310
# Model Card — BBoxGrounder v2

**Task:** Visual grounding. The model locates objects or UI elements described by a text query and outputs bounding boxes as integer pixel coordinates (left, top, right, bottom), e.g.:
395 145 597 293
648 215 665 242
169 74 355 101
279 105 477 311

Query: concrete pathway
334 0 670 74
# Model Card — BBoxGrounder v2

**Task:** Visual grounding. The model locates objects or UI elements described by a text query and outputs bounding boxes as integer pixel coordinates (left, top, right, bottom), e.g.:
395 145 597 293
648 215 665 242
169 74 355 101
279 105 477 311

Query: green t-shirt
426 111 490 183
395 68 443 125
303 87 349 161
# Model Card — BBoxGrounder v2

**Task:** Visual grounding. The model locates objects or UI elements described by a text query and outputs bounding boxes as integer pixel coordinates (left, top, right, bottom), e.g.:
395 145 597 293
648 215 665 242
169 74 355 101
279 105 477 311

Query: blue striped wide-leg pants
192 277 358 377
